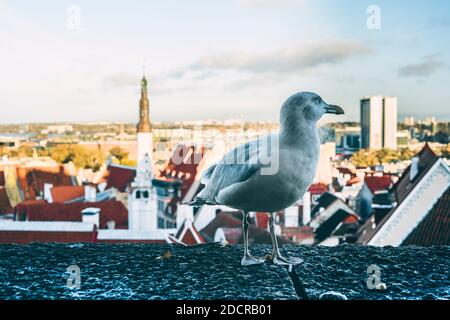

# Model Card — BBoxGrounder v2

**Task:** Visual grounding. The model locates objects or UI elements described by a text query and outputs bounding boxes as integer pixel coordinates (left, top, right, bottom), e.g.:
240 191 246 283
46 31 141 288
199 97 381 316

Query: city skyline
1 0 450 124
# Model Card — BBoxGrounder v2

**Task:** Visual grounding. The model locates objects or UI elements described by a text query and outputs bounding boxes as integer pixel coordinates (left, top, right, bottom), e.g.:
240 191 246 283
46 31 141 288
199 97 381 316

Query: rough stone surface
0 243 448 300
0 243 296 300
285 244 450 300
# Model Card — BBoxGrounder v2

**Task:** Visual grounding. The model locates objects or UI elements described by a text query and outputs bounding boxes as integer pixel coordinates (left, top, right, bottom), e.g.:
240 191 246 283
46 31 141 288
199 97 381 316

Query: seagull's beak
324 104 345 115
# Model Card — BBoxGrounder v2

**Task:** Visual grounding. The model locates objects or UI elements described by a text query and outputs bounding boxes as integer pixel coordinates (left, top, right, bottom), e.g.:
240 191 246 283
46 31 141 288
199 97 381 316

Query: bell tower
136 76 153 168
128 76 157 232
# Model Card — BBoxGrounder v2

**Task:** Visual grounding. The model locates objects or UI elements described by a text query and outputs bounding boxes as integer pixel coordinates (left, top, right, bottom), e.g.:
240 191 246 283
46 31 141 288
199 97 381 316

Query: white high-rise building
360 96 398 150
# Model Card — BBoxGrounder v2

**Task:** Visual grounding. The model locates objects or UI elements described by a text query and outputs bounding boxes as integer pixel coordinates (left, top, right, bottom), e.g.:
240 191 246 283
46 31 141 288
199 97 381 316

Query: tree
49 144 105 172
441 144 450 159
0 146 7 157
375 148 399 164
49 144 75 164
399 148 414 161
109 147 129 163
350 149 378 167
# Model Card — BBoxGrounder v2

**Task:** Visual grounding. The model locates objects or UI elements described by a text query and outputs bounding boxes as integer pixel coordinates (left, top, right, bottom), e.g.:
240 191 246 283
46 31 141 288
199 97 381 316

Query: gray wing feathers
196 163 259 205
191 133 277 206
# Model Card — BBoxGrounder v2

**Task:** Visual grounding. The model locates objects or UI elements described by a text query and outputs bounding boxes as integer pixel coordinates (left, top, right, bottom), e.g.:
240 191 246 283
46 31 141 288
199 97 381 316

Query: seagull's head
281 92 344 124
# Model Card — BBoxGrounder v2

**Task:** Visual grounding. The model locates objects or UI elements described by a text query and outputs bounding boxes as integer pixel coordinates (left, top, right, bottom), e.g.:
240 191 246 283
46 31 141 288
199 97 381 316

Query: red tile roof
17 166 75 200
392 144 438 204
158 145 207 196
255 212 269 229
155 144 212 216
337 167 355 176
105 164 136 192
308 183 328 195
0 170 5 186
402 186 450 246
0 229 98 244
15 200 128 229
175 219 205 245
364 175 393 194
357 144 441 244
200 211 293 245
346 176 361 186
51 186 85 203
201 211 242 240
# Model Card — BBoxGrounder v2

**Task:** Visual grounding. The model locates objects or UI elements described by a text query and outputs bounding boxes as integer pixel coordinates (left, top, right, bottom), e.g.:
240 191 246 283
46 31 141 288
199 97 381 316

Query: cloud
398 56 444 77
189 40 371 75
428 17 450 28
103 72 138 88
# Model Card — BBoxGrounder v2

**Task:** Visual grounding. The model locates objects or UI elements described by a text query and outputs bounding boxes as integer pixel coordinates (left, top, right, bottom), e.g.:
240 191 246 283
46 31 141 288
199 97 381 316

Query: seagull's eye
313 96 321 104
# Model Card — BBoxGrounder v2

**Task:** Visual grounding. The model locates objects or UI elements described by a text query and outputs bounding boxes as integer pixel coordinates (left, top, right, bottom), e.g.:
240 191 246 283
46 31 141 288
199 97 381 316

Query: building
357 144 450 246
396 130 410 147
360 96 398 150
308 192 360 245
314 142 336 185
0 77 205 245
153 144 214 229
403 116 415 126
335 127 361 156
355 174 394 221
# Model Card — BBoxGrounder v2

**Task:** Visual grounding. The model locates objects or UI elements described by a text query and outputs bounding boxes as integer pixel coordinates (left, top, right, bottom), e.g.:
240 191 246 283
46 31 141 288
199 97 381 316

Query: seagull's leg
269 212 303 266
241 211 264 266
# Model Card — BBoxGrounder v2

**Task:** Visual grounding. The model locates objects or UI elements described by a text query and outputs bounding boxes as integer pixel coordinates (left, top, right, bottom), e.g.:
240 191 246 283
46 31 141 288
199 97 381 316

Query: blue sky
0 0 449 123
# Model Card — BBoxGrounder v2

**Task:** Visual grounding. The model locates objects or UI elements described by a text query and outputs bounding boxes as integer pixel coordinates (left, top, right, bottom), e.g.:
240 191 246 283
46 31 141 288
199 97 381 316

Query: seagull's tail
188 197 206 207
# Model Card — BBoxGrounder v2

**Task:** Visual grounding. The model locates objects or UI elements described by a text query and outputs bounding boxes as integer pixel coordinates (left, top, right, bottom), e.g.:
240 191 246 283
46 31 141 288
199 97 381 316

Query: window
158 200 165 212
136 190 141 199
158 217 164 229
143 190 149 199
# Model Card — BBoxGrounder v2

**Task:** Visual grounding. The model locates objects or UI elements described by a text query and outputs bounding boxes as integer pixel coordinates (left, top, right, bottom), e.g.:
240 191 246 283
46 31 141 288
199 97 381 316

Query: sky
0 0 449 124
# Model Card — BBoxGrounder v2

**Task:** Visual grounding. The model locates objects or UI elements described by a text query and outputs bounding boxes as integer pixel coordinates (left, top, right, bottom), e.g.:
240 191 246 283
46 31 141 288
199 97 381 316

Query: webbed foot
241 255 265 266
273 255 303 266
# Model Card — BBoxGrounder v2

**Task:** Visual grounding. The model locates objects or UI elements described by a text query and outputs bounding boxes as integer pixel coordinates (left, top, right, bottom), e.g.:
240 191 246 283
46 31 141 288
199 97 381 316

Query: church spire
137 75 151 133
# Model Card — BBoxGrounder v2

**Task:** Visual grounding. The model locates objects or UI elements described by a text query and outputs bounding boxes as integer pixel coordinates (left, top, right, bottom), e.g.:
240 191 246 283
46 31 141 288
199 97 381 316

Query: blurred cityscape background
0 77 448 246
0 0 449 246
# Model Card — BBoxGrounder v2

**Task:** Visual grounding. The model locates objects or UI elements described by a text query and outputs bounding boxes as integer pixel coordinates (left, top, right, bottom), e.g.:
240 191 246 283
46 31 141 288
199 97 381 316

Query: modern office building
360 96 398 150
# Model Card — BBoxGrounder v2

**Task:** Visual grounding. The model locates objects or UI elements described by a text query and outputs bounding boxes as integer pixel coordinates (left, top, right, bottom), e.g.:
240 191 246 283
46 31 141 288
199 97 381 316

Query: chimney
44 183 53 203
176 204 194 229
106 219 116 230
302 191 311 225
284 206 299 228
84 185 97 202
81 207 100 227
410 156 419 181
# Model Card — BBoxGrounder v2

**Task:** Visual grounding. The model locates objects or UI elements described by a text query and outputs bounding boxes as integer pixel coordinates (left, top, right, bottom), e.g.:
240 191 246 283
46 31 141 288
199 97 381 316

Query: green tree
350 149 378 167
49 144 105 172
109 147 129 163
49 144 75 164
441 144 450 159
375 148 399 164
399 148 414 161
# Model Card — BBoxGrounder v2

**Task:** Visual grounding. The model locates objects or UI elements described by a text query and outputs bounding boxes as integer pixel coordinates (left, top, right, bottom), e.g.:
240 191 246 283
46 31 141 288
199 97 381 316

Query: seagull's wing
191 134 277 206
195 162 260 205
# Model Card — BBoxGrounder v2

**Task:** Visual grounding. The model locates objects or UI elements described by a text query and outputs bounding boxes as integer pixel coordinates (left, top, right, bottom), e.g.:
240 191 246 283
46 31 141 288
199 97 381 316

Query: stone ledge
0 243 448 300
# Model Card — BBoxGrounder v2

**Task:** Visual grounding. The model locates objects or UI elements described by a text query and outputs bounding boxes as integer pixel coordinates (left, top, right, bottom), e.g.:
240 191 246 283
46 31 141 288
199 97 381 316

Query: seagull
190 92 344 266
